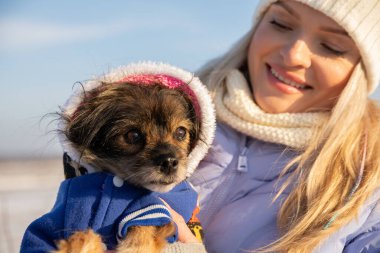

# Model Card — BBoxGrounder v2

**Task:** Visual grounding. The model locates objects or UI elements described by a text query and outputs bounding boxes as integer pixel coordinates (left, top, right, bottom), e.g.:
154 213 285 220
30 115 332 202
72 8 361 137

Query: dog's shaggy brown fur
55 82 200 253
53 224 176 253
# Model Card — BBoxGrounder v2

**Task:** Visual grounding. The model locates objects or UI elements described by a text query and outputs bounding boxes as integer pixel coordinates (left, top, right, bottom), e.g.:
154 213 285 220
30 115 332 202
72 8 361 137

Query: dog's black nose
157 155 178 175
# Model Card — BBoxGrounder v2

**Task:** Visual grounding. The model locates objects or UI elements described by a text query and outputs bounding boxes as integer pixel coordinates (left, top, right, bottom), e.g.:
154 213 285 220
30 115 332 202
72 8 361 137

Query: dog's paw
117 223 176 253
53 230 105 253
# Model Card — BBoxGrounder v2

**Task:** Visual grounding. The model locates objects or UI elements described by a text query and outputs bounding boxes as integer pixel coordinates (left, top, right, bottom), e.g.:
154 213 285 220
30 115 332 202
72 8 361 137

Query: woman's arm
343 227 380 253
161 199 207 253
163 242 207 253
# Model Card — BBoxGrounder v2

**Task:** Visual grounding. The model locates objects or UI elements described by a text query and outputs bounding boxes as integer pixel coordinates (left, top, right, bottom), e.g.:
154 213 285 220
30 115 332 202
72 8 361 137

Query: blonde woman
171 0 380 252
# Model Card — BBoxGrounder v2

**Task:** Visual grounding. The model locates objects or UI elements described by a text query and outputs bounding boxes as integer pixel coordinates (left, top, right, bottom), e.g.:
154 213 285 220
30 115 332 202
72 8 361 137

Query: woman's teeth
270 68 309 90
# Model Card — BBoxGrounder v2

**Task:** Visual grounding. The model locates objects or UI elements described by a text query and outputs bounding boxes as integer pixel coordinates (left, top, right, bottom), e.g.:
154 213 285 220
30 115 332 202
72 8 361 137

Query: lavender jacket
190 123 380 253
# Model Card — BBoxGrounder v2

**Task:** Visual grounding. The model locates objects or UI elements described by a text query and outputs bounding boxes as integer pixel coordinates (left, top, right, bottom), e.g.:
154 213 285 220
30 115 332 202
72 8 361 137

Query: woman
174 0 380 252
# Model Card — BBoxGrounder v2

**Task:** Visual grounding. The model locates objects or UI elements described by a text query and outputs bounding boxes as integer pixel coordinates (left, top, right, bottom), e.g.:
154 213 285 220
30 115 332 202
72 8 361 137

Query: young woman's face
247 0 361 113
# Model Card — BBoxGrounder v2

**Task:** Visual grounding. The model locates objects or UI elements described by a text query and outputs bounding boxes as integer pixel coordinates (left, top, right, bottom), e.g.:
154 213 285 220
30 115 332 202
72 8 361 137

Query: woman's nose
280 39 312 69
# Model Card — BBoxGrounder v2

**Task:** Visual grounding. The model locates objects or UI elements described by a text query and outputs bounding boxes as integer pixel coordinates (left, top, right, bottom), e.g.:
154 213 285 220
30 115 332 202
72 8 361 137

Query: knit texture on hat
214 69 328 149
253 0 380 94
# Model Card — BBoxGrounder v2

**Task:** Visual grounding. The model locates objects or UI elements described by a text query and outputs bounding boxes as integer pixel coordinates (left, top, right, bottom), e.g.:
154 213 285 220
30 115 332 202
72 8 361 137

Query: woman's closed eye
270 19 292 31
321 43 346 56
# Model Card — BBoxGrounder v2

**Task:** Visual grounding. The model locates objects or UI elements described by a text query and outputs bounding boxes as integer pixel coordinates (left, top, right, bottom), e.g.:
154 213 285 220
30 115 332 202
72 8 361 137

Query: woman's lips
266 64 312 93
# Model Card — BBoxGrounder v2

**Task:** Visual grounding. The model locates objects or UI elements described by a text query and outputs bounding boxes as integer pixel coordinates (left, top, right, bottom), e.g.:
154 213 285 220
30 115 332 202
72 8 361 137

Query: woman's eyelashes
269 19 347 57
270 19 292 31
320 43 346 56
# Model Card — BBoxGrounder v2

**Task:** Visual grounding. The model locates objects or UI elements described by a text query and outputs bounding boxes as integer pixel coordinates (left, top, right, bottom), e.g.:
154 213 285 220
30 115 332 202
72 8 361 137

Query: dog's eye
125 129 143 144
174 127 187 141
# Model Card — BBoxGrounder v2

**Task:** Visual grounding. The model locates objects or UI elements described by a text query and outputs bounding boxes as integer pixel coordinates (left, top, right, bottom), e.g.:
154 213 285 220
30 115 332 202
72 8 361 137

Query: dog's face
63 82 200 192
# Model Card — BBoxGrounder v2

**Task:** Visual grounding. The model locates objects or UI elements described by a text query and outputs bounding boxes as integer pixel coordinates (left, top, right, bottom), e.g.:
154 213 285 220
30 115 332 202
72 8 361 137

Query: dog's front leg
53 230 105 253
117 223 176 253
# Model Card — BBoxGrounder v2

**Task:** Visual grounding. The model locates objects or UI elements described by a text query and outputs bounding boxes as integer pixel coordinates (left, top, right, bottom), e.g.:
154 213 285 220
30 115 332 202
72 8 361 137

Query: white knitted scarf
215 69 329 149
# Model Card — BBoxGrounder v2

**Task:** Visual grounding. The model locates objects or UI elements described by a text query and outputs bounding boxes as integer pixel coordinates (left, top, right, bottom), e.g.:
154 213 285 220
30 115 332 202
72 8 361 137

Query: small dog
62 81 200 192
20 63 215 253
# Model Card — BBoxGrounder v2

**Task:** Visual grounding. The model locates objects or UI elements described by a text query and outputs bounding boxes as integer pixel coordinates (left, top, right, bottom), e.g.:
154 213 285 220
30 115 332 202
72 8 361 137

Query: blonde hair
197 28 380 252
197 26 256 98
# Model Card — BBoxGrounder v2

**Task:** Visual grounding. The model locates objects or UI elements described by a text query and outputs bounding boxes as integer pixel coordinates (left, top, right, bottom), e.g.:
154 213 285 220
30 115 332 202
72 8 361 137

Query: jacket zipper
202 136 249 227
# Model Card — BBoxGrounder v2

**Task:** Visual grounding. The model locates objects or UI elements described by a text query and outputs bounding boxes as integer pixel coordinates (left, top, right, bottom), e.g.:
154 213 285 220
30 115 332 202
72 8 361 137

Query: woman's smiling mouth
267 64 313 91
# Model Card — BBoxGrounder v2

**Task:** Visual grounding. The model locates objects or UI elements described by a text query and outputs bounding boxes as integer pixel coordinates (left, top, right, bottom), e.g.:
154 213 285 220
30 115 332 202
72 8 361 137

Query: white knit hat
252 0 380 94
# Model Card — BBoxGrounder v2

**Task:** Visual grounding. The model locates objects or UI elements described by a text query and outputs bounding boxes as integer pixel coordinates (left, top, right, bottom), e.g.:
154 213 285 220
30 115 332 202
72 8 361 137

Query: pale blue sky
1 1 379 159
0 1 257 158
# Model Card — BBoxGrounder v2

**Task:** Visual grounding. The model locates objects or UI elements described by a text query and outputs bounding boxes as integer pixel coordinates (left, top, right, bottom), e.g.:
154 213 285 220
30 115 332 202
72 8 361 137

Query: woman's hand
160 199 200 243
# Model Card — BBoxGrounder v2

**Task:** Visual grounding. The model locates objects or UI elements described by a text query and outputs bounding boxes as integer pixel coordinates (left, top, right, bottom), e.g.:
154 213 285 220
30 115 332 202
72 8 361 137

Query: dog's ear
181 92 201 153
60 83 121 158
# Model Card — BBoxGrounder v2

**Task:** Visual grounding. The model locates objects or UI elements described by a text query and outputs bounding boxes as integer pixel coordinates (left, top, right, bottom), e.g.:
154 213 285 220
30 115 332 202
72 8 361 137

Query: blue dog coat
21 172 198 252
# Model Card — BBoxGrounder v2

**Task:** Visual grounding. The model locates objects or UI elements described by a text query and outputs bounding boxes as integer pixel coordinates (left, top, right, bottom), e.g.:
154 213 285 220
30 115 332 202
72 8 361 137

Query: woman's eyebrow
320 26 349 36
